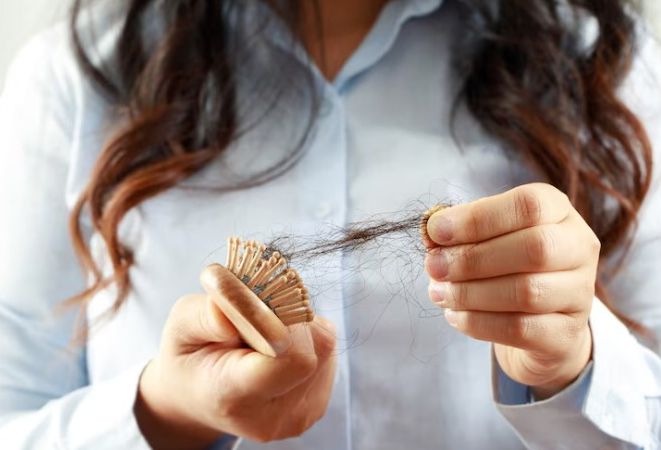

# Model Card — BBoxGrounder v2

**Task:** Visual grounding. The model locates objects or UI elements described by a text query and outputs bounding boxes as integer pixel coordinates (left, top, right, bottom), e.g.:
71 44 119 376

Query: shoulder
3 23 78 106
0 16 120 198
1 22 97 149
2 2 127 153
1 23 82 151
3 0 125 119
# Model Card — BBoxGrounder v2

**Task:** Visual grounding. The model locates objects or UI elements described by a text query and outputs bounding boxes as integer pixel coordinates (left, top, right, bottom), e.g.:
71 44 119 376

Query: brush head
224 237 314 325
201 237 315 356
200 263 289 357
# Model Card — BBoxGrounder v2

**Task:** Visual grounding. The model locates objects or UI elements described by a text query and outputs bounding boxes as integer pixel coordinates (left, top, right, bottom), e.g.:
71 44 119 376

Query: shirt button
314 202 334 219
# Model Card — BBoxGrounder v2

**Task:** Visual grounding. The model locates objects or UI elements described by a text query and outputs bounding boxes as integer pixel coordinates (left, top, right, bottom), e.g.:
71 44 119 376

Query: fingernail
426 248 449 280
444 309 459 327
428 281 449 306
428 214 453 244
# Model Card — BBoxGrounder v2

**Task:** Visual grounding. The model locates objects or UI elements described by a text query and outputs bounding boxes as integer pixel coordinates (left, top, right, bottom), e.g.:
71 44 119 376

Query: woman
0 0 660 448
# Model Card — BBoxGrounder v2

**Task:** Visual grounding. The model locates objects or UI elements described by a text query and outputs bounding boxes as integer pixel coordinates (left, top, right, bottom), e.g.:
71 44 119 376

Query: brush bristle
226 237 314 325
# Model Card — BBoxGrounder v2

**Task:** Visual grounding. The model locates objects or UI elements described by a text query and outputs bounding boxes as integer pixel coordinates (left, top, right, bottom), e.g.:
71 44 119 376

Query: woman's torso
73 0 539 448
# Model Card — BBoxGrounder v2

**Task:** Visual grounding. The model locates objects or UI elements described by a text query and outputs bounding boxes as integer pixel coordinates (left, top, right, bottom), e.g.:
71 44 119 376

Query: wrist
530 326 592 400
134 360 222 450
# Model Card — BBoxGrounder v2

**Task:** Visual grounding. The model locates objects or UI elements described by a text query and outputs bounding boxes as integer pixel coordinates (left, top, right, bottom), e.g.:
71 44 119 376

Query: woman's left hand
425 183 598 399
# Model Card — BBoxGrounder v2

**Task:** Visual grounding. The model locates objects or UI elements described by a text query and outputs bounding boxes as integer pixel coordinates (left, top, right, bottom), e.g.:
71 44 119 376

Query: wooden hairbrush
200 237 314 357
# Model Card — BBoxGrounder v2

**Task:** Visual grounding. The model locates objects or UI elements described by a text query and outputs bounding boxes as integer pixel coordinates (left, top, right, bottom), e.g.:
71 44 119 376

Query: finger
238 318 338 441
229 347 317 399
428 270 595 314
444 310 587 356
277 328 338 439
280 317 337 399
227 316 336 399
426 183 571 246
166 293 242 351
425 216 594 282
309 316 337 361
283 351 337 438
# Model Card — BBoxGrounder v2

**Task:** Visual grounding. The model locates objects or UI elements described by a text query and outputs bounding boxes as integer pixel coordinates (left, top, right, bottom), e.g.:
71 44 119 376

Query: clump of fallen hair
265 204 449 264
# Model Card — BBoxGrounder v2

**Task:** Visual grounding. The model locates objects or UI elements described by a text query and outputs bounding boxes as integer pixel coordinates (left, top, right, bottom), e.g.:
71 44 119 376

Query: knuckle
252 428 279 443
589 232 602 256
565 315 588 339
252 410 288 442
252 433 269 443
507 315 533 341
514 186 543 226
311 397 330 424
515 275 544 311
164 295 197 340
452 282 470 310
458 245 481 278
459 311 477 335
289 352 319 378
467 201 497 240
215 397 244 419
311 409 326 427
543 183 570 206
524 228 556 269
581 277 596 301
467 206 483 242
315 333 336 360
282 413 314 439
170 294 193 316
293 415 313 436
197 299 219 337
213 388 254 420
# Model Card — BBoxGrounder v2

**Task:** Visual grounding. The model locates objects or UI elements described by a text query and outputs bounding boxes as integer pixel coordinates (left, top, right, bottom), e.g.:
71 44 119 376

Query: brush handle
200 264 290 357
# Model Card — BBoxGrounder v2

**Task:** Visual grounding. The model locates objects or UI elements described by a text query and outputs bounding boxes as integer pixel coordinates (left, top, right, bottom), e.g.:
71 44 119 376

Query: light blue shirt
1 0 661 449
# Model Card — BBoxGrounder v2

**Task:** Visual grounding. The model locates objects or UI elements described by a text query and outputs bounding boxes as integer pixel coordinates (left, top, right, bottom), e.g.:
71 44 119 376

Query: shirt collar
249 0 445 92
333 0 444 90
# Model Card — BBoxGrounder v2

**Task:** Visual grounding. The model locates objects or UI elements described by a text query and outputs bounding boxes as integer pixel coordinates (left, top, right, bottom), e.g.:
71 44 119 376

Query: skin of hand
134 281 337 449
425 183 597 399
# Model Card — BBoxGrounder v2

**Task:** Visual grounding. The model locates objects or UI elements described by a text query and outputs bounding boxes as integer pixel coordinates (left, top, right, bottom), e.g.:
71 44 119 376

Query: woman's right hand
134 271 337 449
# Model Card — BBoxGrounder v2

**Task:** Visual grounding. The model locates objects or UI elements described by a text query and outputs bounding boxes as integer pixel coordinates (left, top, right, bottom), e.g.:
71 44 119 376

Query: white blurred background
0 0 660 88
0 0 66 87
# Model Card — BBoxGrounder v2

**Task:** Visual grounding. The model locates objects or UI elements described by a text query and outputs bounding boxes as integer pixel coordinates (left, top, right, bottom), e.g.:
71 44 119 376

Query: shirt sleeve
0 28 152 449
491 24 661 450
494 298 661 450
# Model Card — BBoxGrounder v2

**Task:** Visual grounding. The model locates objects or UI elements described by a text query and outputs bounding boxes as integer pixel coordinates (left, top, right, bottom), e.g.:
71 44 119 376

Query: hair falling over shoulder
67 0 652 333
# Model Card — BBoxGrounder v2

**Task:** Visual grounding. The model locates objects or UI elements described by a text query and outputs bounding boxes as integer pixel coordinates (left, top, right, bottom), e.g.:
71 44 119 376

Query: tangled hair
68 0 653 331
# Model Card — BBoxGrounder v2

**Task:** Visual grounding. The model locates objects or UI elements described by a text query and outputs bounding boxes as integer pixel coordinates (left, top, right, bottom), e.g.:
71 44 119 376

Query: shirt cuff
64 360 153 449
492 297 657 449
68 360 241 450
70 360 242 450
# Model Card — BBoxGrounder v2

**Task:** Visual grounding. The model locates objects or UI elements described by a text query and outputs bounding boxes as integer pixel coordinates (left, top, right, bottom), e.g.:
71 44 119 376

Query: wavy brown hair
68 0 653 331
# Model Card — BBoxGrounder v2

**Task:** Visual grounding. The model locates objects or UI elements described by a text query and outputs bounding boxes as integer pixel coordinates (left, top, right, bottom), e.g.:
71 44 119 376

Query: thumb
165 293 242 352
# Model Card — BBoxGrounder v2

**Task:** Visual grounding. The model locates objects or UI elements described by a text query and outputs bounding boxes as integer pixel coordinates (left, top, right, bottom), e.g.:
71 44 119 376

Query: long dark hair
67 0 653 331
